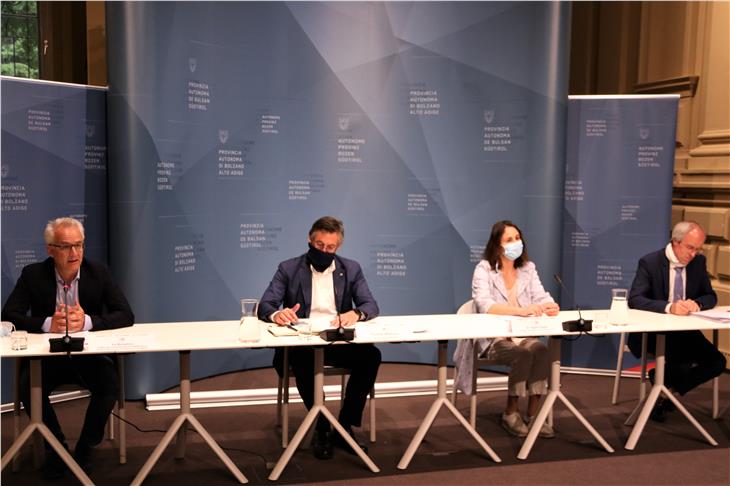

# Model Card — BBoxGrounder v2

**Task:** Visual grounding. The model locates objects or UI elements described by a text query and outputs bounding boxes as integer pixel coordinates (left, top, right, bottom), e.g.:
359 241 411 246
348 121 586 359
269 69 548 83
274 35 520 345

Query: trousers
19 355 119 449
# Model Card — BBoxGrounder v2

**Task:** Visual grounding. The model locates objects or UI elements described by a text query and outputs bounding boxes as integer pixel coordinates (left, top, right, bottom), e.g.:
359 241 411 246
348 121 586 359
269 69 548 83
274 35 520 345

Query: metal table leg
1 358 93 485
624 334 717 450
397 340 501 470
517 337 615 460
131 351 247 485
269 346 379 481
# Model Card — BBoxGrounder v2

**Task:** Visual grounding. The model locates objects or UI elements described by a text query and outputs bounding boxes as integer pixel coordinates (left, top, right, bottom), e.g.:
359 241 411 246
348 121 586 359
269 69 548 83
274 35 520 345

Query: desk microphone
553 274 592 333
49 284 85 353
322 312 355 342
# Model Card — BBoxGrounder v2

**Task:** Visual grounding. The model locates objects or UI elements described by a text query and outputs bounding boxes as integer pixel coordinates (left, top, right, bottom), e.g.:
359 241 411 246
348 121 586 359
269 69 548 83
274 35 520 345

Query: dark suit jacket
2 257 135 333
258 253 379 322
628 248 717 313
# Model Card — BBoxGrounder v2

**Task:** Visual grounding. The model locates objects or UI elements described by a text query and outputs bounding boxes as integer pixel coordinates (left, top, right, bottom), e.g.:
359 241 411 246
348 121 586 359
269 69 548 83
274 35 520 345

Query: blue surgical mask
502 241 523 261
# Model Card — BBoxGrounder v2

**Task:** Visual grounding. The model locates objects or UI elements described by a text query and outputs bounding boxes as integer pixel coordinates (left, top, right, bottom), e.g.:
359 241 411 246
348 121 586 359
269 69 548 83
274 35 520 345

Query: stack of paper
691 309 730 323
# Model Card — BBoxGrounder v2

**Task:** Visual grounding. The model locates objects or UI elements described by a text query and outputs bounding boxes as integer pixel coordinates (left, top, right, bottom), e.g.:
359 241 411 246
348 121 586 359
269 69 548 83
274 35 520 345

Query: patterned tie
673 267 683 302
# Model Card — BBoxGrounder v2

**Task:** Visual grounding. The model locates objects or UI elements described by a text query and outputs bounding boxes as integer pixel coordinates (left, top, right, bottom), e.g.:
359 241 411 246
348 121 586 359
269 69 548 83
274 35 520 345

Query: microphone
553 274 592 333
49 283 85 353
323 312 355 341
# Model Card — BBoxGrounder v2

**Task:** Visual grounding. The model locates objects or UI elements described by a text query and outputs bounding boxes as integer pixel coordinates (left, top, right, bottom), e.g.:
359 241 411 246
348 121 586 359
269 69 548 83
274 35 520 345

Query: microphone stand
49 284 85 353
553 274 592 333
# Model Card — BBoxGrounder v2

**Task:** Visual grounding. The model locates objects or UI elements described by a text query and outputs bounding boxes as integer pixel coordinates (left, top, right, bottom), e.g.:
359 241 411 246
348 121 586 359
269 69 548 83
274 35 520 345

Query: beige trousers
486 337 548 397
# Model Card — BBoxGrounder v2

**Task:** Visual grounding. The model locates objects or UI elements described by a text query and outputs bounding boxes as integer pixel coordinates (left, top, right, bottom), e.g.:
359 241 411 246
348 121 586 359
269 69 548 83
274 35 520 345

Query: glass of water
11 330 28 350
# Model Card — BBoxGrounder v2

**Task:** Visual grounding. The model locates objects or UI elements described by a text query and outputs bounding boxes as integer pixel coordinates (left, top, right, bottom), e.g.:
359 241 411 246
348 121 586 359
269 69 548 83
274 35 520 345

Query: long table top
2 308 729 358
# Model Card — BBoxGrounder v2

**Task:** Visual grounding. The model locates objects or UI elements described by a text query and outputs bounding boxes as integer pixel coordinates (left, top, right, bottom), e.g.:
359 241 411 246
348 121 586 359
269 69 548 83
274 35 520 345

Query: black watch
354 309 365 321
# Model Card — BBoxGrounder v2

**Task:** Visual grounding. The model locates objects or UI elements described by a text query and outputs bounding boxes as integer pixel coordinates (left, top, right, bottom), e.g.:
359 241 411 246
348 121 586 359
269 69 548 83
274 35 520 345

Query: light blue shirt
41 269 93 333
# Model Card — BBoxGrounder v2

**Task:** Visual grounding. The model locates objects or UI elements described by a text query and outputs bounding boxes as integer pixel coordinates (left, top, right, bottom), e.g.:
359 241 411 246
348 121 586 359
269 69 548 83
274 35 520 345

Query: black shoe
73 442 94 472
311 429 334 460
42 447 68 480
650 397 673 422
332 427 368 455
648 368 655 386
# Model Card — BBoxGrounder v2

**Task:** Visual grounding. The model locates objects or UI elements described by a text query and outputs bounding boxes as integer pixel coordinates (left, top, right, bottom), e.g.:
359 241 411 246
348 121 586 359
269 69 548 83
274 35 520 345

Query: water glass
297 322 312 341
609 288 629 326
11 330 28 350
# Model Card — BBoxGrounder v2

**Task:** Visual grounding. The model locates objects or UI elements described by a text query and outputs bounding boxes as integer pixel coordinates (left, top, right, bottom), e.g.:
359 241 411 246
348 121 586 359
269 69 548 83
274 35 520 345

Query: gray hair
671 221 703 242
44 217 85 244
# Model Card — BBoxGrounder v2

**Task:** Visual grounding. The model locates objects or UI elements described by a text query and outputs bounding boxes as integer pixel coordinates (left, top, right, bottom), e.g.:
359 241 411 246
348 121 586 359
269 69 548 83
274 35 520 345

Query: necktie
673 267 683 302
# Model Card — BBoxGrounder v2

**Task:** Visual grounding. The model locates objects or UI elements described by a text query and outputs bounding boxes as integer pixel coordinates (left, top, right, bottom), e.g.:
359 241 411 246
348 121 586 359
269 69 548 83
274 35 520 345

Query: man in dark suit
2 217 134 478
628 220 726 421
258 216 380 460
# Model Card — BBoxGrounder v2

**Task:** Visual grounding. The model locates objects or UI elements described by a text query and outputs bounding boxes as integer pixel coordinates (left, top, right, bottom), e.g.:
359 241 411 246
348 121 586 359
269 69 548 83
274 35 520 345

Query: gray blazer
453 260 554 394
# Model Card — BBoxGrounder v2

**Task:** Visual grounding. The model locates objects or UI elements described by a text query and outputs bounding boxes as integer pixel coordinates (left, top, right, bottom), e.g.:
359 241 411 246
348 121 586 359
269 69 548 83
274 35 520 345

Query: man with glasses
627 220 725 421
258 216 380 460
2 217 134 478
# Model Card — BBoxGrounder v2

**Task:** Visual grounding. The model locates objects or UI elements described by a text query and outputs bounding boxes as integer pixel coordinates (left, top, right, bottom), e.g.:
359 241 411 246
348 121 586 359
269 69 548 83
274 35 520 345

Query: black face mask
307 243 335 272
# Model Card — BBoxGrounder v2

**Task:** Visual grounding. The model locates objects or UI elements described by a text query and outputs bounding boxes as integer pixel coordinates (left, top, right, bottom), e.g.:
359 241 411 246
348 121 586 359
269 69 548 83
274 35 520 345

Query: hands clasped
521 302 560 317
50 304 86 333
670 299 700 316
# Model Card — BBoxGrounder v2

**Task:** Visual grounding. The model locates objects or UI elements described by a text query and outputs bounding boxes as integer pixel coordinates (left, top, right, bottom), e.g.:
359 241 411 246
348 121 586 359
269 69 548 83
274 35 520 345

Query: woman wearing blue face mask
454 220 559 439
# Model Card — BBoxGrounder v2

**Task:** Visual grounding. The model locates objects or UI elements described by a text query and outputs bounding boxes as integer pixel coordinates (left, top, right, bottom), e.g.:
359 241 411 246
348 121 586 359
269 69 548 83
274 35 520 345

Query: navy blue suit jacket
2 257 135 333
258 253 379 322
628 248 717 313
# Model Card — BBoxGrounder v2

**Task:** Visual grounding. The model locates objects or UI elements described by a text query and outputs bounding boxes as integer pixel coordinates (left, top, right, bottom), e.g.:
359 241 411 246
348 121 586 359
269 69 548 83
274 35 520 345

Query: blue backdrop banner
1 77 108 402
560 95 679 369
106 2 570 399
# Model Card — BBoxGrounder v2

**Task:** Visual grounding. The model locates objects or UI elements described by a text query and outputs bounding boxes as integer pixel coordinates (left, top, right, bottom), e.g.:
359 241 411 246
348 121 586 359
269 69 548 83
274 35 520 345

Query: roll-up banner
561 95 679 369
1 77 108 402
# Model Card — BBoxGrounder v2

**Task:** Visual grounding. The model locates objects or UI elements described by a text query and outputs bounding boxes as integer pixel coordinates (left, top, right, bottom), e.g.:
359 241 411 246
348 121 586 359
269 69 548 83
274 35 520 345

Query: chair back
457 299 476 315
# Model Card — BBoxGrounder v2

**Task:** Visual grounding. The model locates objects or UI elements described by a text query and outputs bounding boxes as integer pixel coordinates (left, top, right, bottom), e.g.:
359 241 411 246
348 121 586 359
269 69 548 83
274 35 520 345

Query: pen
286 324 298 332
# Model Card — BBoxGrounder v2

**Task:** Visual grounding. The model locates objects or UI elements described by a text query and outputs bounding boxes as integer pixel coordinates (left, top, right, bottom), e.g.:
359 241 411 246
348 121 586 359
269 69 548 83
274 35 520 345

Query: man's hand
273 303 301 325
541 302 560 316
66 304 86 332
49 304 85 333
50 305 67 333
331 310 359 327
670 299 700 315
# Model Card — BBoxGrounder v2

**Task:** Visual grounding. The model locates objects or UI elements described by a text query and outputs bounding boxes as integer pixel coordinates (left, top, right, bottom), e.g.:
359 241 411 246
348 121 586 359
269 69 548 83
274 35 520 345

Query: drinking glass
11 330 28 350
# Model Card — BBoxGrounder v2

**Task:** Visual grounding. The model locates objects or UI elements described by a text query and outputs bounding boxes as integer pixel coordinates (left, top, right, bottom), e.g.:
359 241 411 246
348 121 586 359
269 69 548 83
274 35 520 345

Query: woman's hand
521 304 543 317
541 302 560 316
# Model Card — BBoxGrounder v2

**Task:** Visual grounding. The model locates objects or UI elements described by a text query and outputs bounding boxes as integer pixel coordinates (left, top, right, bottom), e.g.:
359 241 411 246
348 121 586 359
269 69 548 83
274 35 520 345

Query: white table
0 323 252 485
3 310 726 483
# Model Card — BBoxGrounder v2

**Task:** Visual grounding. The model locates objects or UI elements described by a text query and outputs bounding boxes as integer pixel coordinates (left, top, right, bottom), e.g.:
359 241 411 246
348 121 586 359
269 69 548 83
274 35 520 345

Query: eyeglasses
49 242 84 252
679 242 703 254
312 241 338 253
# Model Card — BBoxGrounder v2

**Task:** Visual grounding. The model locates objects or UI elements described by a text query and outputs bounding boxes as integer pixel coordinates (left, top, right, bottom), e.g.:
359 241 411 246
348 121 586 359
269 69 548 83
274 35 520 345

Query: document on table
87 333 155 351
510 317 562 335
355 319 418 340
691 308 730 323
267 324 298 337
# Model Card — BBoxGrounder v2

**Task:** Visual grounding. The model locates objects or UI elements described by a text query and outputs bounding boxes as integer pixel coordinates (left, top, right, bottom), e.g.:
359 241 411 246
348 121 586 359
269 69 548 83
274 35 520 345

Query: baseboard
0 366 644 414
145 376 509 411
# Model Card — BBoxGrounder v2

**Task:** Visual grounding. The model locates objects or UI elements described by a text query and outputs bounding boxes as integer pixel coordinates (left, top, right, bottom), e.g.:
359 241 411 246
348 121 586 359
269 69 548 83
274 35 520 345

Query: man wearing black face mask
258 216 380 460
